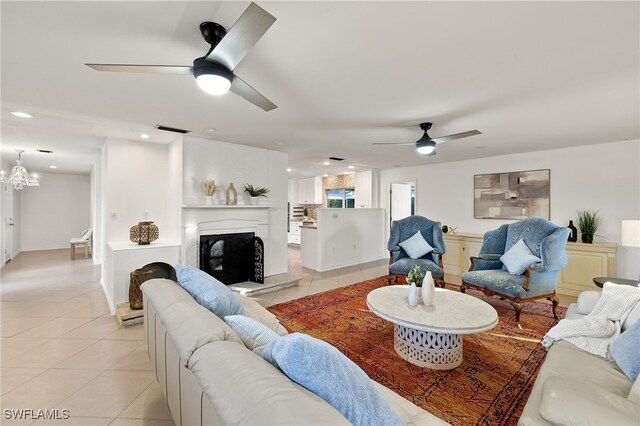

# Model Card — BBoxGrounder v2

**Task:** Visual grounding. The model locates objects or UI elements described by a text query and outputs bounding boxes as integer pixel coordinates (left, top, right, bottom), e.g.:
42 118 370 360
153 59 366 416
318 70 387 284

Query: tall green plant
576 209 600 236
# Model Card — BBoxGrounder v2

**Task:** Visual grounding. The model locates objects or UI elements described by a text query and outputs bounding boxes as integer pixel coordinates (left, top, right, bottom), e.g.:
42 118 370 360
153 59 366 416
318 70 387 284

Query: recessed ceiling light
323 161 330 165
276 142 285 146
140 133 149 139
11 112 32 118
348 165 354 169
323 174 328 177
49 165 57 169
475 146 485 150
204 127 217 132
287 168 292 172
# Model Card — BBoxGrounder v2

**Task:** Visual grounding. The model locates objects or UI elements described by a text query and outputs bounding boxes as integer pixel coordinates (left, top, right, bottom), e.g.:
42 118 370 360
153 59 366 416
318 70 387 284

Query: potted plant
406 265 424 306
576 209 600 243
406 265 424 287
201 179 217 205
243 184 270 205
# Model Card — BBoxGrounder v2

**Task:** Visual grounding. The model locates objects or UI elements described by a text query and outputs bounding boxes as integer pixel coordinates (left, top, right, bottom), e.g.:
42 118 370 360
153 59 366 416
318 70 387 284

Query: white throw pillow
398 231 434 259
500 239 541 275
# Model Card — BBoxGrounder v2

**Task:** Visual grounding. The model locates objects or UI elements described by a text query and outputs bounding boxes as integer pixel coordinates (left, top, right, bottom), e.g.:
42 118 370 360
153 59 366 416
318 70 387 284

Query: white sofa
519 290 640 425
142 278 447 426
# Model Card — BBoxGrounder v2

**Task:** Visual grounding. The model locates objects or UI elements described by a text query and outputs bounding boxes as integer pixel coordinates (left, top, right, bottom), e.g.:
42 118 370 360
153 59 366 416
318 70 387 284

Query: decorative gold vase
129 221 159 245
226 183 238 205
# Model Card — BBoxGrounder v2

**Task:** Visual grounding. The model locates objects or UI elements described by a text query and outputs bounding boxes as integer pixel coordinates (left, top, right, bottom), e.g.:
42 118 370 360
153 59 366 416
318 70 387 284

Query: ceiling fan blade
230 75 277 111
206 2 276 71
372 142 416 146
85 64 193 75
432 130 481 144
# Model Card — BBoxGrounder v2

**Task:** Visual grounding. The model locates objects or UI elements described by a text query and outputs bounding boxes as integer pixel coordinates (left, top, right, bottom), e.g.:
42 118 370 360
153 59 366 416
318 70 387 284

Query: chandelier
0 149 40 190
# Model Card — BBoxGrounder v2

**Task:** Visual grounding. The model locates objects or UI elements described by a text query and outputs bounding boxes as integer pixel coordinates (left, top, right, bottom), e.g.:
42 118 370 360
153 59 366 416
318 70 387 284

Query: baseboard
314 254 387 273
100 276 116 316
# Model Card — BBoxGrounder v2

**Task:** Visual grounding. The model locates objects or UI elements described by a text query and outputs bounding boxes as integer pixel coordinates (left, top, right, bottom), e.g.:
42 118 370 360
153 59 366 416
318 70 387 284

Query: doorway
2 182 13 264
390 182 415 226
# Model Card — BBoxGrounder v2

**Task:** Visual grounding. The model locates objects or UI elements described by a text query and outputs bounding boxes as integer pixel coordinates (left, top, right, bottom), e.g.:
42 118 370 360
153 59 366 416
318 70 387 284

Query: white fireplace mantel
182 205 271 210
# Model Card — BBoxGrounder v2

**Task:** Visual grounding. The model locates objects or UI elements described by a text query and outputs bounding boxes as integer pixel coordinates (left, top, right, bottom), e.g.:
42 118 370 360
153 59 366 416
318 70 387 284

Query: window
326 188 355 208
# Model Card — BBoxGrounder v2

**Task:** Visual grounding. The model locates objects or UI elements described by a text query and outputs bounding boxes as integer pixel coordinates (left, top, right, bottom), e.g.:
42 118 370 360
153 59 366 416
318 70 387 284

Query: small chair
387 215 446 288
70 229 92 259
461 217 570 328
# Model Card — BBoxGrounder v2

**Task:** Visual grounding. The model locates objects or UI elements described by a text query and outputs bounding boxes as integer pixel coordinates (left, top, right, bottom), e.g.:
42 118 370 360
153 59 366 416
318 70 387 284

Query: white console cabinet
442 233 617 297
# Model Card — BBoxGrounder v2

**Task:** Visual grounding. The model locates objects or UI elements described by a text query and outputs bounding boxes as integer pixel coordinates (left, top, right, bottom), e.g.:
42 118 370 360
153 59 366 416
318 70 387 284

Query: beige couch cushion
539 376 640 425
236 293 289 335
519 340 632 425
189 340 351 425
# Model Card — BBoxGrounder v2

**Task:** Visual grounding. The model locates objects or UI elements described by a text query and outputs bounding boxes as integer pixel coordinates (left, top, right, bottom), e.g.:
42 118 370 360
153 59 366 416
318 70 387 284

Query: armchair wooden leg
547 296 560 319
510 301 524 329
460 282 468 293
435 278 446 288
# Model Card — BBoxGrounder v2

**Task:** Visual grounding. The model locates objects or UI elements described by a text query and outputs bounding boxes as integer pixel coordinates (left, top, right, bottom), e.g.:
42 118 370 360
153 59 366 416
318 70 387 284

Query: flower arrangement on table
406 265 424 287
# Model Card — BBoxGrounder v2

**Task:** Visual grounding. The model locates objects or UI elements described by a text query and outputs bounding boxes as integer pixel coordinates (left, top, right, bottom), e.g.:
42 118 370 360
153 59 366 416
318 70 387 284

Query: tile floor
0 247 389 425
0 247 574 425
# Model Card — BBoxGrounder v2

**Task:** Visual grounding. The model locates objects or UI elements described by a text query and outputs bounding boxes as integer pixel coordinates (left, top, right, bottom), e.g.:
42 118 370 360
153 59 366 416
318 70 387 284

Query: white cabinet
287 178 298 204
288 221 301 245
442 233 617 297
297 177 322 204
355 171 373 208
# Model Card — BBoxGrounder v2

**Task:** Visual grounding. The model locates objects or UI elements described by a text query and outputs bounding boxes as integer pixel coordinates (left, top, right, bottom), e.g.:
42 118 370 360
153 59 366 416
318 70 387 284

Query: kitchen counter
300 224 317 229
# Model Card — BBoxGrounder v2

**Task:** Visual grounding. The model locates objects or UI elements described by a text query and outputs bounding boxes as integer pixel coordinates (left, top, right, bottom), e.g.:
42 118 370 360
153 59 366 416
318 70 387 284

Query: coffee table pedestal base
394 325 463 370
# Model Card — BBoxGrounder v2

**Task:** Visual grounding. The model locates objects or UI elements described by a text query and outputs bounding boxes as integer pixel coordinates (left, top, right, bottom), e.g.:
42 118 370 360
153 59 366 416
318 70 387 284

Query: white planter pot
408 283 418 306
205 196 213 206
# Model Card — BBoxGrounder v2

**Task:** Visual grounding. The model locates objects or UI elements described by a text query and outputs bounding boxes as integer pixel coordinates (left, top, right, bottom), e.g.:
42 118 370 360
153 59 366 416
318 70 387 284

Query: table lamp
621 220 640 282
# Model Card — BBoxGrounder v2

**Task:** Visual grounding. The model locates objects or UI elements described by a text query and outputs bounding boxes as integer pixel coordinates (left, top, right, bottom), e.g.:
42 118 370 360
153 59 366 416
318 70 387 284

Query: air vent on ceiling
154 125 191 134
329 157 345 161
37 149 53 154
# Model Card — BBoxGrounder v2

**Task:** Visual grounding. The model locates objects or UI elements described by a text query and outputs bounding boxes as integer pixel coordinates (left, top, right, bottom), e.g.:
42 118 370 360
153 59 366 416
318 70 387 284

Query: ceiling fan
85 2 277 111
373 122 481 156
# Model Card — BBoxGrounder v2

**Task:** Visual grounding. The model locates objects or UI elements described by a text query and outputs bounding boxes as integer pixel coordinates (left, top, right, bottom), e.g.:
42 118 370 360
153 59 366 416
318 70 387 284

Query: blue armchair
387 215 446 288
461 217 570 328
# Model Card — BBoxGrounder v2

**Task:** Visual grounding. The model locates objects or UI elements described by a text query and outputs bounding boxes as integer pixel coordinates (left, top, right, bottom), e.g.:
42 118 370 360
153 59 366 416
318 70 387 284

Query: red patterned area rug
268 277 566 426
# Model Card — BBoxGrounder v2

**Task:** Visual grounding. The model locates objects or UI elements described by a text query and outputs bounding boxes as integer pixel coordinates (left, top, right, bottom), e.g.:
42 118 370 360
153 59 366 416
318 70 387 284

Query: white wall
311 208 386 271
20 173 90 251
100 137 182 309
379 139 640 280
182 136 288 276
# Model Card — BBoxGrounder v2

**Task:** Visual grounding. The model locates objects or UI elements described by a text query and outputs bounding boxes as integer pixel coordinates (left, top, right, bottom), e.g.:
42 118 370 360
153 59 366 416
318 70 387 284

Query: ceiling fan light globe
196 74 231 95
416 140 436 155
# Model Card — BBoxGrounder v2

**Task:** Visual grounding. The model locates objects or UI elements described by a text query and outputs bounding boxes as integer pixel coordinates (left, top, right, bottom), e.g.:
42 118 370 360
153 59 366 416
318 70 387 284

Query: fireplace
199 233 264 285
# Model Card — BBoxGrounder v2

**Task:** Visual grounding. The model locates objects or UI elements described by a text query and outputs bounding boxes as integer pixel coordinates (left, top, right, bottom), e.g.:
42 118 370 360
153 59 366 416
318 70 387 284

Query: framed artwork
474 169 550 219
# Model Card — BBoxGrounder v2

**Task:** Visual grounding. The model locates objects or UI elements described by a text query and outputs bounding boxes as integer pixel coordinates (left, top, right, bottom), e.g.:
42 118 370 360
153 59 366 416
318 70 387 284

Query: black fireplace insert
199 233 264 285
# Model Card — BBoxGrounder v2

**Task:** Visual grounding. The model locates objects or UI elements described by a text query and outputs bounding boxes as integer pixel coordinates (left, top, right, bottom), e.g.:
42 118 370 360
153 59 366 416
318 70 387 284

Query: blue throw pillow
174 264 244 318
500 238 541 275
255 333 403 426
224 315 280 350
610 316 640 381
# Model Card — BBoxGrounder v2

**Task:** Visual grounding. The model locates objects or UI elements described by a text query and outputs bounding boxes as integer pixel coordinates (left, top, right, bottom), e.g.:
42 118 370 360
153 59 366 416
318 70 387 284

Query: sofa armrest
540 376 640 426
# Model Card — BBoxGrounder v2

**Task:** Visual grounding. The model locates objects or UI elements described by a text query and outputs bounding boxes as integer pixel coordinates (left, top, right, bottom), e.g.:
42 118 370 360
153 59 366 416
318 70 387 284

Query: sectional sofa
142 277 447 425
519 290 640 425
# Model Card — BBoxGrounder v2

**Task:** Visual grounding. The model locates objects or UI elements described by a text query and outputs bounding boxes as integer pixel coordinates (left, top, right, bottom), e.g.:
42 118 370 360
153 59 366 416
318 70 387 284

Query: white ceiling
2 1 638 177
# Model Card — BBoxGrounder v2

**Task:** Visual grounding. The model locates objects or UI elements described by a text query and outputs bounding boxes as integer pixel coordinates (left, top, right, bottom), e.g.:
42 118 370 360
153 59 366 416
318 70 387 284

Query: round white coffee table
366 286 498 370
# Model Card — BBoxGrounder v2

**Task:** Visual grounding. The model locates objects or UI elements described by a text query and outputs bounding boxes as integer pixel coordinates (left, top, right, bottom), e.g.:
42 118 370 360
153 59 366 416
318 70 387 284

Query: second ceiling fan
86 2 277 111
374 122 481 156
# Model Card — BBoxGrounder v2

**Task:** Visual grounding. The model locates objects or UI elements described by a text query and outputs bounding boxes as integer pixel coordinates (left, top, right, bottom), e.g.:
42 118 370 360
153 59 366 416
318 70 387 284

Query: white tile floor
0 246 573 425
0 247 389 425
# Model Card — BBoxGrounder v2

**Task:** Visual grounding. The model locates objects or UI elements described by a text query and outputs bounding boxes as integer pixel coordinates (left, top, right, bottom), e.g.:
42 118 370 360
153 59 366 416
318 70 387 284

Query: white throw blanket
542 282 640 357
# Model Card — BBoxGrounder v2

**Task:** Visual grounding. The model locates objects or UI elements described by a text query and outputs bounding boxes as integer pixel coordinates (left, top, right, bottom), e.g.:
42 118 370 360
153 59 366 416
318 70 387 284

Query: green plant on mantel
406 265 424 287
201 179 217 196
243 184 270 197
576 209 601 243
